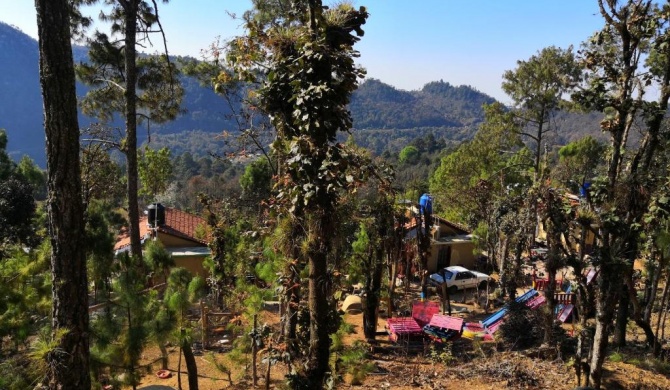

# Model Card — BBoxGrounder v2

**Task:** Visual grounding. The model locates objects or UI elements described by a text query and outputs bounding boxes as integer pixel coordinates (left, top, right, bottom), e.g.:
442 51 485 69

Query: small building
428 216 476 272
114 204 211 277
405 214 477 273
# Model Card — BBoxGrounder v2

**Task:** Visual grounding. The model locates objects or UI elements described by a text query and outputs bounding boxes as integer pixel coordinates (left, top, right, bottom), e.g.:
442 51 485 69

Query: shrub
499 301 545 349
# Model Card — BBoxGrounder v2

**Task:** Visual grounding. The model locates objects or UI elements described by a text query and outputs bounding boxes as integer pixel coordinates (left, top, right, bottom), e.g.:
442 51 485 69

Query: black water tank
147 203 165 227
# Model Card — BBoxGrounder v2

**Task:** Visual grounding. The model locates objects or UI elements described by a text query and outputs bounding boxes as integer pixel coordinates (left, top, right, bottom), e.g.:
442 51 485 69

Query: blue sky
2 0 603 102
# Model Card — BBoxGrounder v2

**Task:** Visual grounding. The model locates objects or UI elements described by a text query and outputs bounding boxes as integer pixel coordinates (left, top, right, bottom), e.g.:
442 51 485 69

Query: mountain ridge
0 21 603 166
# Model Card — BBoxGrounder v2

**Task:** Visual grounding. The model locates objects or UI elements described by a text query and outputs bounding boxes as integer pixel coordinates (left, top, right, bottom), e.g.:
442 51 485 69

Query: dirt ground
132 266 670 390
133 312 670 390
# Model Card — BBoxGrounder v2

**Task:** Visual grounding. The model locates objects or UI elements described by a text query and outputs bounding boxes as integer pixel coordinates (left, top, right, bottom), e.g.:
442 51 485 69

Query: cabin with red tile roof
114 204 211 277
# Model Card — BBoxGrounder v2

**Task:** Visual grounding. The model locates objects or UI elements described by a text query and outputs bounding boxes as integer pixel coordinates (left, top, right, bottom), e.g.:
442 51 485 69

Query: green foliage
0 174 37 246
428 343 456 365
502 46 580 113
203 215 258 308
81 142 126 208
77 32 184 125
608 350 625 363
607 351 670 376
336 341 375 385
0 131 38 247
28 327 70 370
138 146 173 199
330 320 356 352
347 224 371 285
502 45 581 177
0 355 36 390
143 239 174 282
239 157 273 200
90 254 154 388
84 201 117 302
429 102 530 226
554 135 606 189
0 242 51 350
16 155 46 200
0 129 14 180
398 145 420 165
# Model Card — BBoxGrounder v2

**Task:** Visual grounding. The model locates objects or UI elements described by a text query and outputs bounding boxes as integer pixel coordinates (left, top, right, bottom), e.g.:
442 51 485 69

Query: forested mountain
350 78 496 129
0 22 238 166
0 21 605 166
0 22 44 162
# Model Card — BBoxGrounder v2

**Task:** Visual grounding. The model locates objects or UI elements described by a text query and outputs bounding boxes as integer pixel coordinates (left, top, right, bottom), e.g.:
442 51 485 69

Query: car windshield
443 270 453 280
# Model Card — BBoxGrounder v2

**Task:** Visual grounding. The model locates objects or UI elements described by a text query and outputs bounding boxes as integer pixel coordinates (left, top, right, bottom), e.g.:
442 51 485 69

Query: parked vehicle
429 266 491 294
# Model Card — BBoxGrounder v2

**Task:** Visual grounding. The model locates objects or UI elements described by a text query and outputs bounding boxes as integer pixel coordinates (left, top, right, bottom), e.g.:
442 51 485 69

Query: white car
429 266 491 294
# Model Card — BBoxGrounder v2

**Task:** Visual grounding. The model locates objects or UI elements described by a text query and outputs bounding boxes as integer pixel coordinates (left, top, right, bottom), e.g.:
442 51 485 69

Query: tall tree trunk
283 224 302 355
252 315 258 386
624 270 660 353
418 214 430 299
177 344 182 390
124 0 142 261
544 261 557 344
655 272 670 355
182 339 199 390
644 252 664 324
589 257 619 389
363 247 384 340
574 224 591 387
533 111 545 181
36 1 90 389
159 343 169 370
613 283 629 347
305 213 332 388
499 237 509 298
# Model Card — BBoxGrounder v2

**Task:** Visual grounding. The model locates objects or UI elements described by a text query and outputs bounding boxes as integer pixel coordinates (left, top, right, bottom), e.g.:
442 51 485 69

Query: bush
339 341 375 385
499 300 568 351
499 301 545 349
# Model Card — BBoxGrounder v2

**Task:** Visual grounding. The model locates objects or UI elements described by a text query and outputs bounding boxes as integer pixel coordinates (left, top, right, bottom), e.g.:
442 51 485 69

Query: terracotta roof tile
114 207 208 251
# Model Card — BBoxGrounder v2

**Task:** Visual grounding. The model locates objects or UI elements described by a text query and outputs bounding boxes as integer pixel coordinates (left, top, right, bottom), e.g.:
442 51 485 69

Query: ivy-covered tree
572 1 670 387
229 1 370 385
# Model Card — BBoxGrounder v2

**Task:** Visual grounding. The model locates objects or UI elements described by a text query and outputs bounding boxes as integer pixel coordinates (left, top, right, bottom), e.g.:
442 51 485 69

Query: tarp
342 295 362 313
412 301 440 327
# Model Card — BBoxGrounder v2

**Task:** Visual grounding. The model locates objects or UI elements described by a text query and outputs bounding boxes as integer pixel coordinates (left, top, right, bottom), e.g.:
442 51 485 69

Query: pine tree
35 0 90 387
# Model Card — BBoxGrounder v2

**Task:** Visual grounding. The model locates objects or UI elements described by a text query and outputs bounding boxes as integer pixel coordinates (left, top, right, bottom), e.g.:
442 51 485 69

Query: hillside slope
0 22 605 165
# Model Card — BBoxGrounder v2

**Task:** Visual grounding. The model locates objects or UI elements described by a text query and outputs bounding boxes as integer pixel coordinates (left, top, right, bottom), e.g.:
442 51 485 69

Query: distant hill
0 22 44 162
0 21 605 165
350 78 496 129
0 21 237 166
348 79 607 155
